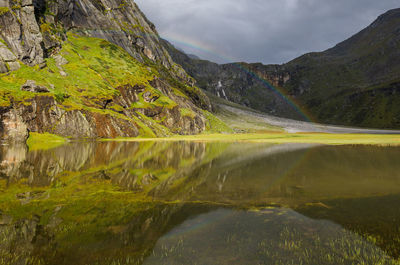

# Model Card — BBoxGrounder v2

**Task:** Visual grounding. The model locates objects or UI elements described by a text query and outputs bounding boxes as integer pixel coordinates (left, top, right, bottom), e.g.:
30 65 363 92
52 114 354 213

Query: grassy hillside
0 33 229 137
283 9 400 128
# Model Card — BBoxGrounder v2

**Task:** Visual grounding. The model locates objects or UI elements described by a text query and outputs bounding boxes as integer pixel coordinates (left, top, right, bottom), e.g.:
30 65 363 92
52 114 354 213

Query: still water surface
1 141 400 264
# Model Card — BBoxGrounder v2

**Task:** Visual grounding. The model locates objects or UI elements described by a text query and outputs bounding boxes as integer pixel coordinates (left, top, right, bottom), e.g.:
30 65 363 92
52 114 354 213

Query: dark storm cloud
135 0 399 64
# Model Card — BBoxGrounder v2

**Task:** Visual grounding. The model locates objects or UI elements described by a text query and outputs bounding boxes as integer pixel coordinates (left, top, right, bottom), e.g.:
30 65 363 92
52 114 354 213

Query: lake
1 141 400 264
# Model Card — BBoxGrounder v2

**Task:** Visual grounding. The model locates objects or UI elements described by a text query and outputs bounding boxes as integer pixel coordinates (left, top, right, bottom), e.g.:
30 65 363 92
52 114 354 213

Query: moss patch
0 7 10 16
0 33 222 137
202 110 234 134
27 132 68 151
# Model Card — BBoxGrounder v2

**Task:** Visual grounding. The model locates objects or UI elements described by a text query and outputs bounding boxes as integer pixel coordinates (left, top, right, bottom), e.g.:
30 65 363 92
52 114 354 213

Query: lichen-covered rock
0 107 29 143
19 95 141 138
0 61 8 73
0 2 45 67
0 77 208 141
0 42 17 61
113 79 207 135
0 41 20 72
21 80 50 93
7 61 20 71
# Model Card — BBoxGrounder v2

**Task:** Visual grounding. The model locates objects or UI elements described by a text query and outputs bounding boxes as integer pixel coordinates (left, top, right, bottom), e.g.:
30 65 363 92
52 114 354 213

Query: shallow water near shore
1 141 400 264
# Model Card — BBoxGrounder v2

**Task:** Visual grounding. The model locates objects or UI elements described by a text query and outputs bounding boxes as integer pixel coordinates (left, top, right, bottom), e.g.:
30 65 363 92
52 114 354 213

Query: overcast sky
135 0 399 64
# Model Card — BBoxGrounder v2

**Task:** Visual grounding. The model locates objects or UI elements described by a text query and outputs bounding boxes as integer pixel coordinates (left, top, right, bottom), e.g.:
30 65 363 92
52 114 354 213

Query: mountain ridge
164 8 400 128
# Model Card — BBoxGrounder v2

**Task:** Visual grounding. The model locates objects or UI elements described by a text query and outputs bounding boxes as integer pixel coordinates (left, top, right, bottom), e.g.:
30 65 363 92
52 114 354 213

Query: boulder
0 43 17 61
53 54 68 76
0 42 20 72
0 61 8 73
54 54 68 66
20 80 50 93
7 61 20 71
0 107 29 143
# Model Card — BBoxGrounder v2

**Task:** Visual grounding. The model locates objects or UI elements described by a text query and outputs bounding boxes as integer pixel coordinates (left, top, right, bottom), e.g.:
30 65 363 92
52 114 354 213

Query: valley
163 9 400 129
0 0 399 264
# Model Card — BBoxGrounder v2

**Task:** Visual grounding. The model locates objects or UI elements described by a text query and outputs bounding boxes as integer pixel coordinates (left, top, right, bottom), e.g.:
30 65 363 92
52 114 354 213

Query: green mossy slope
0 33 230 137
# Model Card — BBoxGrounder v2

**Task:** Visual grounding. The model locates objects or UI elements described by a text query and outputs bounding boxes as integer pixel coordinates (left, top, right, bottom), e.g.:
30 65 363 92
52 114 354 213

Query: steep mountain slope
165 8 400 128
0 0 223 143
283 8 400 128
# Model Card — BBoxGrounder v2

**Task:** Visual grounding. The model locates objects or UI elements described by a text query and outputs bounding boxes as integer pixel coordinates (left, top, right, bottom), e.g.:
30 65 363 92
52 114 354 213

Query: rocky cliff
162 40 309 121
0 0 218 143
165 8 400 128
0 0 191 79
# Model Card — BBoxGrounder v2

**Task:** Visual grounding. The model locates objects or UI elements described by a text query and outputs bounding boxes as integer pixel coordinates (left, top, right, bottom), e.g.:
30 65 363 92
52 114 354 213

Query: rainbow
161 33 316 122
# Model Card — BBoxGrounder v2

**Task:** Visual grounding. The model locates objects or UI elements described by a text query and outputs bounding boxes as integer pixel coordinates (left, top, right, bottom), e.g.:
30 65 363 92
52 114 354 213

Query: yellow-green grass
0 33 227 137
104 132 400 145
202 110 234 134
27 132 68 151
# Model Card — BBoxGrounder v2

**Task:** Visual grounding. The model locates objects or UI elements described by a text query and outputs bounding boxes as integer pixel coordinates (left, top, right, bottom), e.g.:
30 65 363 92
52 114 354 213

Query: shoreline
99 132 400 145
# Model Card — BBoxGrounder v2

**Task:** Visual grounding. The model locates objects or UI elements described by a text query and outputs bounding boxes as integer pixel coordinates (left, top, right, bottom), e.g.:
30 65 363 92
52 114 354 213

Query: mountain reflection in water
0 141 400 264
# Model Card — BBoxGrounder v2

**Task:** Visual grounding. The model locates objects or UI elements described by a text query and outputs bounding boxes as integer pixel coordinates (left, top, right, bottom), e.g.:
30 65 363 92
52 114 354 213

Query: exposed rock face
0 41 20 72
0 0 213 141
0 78 207 142
0 107 29 143
20 95 140 138
0 0 44 68
43 0 164 62
203 63 296 118
0 0 192 83
163 39 303 120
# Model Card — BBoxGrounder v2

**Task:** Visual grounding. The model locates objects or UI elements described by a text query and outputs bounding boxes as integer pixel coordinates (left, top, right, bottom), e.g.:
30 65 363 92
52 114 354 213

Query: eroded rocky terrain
0 0 217 142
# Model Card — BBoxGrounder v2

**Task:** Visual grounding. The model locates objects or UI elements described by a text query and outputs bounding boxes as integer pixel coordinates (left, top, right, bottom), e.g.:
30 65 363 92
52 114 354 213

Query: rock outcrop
0 1 44 69
21 80 50 93
0 41 20 72
0 0 216 142
0 79 208 141
0 0 193 83
0 106 29 143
